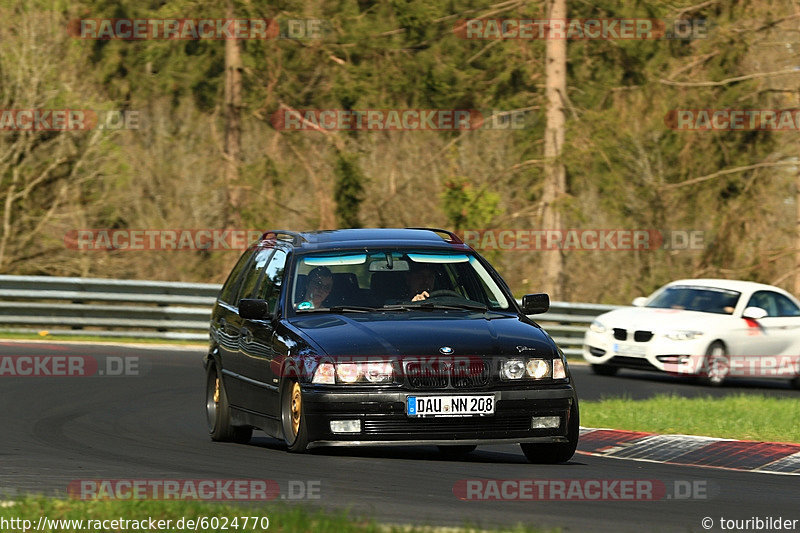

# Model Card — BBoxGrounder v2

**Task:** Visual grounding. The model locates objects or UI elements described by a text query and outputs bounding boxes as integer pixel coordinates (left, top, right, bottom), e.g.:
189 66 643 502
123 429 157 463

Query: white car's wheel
703 342 729 387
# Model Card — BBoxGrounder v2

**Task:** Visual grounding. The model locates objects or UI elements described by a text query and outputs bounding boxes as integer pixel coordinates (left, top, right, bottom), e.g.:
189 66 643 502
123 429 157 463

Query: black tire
281 379 310 453
521 401 579 464
702 341 729 387
437 445 477 458
206 364 253 443
790 377 800 390
590 364 618 376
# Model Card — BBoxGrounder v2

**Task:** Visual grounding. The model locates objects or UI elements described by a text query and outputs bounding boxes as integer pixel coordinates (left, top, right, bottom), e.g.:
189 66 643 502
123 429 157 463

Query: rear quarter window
218 248 256 305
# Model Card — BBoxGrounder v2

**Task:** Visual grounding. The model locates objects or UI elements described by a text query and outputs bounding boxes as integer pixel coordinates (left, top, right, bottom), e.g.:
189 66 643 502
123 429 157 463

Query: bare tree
224 0 243 225
541 0 567 298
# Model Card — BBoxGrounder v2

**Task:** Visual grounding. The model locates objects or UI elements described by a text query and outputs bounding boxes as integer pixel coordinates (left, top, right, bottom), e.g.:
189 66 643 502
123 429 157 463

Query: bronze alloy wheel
282 379 310 452
206 364 252 443
290 381 302 437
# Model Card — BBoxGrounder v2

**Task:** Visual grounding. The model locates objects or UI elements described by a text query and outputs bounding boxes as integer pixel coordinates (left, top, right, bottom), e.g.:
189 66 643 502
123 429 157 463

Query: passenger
298 266 333 309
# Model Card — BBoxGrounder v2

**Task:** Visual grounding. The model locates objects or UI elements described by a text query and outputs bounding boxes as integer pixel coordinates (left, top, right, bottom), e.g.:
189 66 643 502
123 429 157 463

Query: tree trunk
224 0 243 226
795 168 800 295
541 0 567 299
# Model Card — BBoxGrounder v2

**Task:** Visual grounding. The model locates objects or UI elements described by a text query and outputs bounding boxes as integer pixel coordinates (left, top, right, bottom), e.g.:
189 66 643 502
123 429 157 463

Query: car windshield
646 286 740 314
290 250 510 312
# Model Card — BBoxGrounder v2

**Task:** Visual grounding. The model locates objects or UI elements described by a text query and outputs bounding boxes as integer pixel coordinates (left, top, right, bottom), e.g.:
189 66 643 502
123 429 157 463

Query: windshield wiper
296 305 376 314
418 301 488 311
381 302 487 311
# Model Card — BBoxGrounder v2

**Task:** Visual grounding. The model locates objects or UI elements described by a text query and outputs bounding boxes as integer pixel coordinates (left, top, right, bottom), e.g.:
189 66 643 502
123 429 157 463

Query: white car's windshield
291 250 510 312
646 286 740 315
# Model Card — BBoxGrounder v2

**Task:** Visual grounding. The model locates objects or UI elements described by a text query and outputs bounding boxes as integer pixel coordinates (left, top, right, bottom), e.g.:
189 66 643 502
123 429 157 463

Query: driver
408 263 435 302
297 266 333 309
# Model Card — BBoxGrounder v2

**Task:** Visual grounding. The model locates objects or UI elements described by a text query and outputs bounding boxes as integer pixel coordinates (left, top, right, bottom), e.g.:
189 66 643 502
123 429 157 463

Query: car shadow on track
245 436 587 465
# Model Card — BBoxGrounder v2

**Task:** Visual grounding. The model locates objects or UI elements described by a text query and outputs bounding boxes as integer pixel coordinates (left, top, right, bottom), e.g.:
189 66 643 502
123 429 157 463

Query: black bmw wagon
204 228 579 463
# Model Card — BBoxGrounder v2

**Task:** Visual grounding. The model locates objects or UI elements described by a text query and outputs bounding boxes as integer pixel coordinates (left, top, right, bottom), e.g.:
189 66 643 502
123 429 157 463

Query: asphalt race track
2 341 798 532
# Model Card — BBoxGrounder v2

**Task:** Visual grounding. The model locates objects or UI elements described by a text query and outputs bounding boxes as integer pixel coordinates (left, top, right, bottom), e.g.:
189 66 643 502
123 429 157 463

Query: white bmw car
582 279 800 387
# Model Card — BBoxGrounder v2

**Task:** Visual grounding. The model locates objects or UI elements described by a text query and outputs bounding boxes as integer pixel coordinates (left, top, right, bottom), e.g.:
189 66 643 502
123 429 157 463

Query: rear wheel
590 364 618 376
703 342 729 387
206 364 252 443
281 380 310 452
520 401 579 464
437 445 477 458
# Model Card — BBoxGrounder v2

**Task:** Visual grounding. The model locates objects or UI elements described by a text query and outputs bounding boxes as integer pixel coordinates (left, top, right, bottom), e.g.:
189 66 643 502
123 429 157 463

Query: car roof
260 228 473 253
665 278 789 294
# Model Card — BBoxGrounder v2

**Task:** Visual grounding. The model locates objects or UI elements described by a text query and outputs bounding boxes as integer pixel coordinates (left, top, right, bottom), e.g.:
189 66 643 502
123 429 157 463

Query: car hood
595 306 731 332
286 312 556 358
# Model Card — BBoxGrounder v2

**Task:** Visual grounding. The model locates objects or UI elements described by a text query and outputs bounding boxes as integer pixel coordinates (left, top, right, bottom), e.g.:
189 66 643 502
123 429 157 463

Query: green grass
581 393 800 443
0 497 558 533
0 331 205 346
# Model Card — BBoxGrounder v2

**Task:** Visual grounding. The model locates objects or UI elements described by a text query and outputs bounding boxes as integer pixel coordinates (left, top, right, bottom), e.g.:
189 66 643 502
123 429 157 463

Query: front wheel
520 401 579 464
206 364 253 443
703 342 729 387
281 380 310 452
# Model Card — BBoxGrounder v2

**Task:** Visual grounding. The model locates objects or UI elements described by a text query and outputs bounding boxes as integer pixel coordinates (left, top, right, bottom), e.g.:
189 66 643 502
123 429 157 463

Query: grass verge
0 497 557 533
581 393 800 443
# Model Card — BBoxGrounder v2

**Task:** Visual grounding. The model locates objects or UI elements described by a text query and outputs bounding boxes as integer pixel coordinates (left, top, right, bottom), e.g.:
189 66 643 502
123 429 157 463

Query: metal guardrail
0 276 220 341
0 275 622 352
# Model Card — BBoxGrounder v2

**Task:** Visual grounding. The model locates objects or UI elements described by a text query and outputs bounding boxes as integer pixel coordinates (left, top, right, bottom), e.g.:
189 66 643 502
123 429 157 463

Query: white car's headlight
589 320 607 334
664 330 704 341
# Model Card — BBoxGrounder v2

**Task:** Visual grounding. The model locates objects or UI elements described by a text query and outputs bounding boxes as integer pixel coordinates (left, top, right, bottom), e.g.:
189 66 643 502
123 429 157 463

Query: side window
774 293 800 317
219 248 256 305
236 248 274 305
257 249 288 313
747 291 780 317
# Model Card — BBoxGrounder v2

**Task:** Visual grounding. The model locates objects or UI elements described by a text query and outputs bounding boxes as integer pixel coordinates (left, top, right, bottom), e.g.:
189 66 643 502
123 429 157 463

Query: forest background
1 0 799 304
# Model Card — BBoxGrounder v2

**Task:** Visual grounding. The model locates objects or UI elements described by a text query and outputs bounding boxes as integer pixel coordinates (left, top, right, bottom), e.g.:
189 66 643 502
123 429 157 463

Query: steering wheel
426 289 463 299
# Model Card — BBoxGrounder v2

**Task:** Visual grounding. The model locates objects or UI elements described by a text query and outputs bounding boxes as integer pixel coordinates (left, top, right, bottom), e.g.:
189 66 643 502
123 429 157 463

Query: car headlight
336 363 362 383
501 359 526 380
364 362 394 383
312 363 335 384
664 330 704 341
525 359 550 379
552 358 567 379
589 320 607 334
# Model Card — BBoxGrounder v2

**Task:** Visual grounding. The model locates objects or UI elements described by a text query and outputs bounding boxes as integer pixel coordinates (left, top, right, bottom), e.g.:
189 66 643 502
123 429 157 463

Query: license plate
613 343 646 357
406 395 495 417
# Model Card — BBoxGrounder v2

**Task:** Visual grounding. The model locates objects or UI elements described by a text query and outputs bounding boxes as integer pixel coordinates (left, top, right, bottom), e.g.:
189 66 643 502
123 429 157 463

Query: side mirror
742 306 767 320
239 298 269 320
632 297 647 307
521 293 550 315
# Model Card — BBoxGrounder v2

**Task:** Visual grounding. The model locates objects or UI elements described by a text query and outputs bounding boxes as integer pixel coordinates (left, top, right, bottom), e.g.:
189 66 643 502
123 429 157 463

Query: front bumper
301 386 576 447
582 330 708 373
